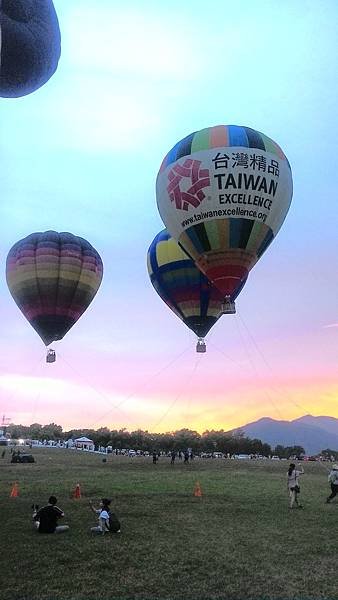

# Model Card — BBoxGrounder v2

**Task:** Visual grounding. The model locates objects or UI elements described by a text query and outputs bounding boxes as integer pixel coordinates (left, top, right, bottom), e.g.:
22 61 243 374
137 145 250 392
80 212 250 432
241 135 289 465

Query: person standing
326 464 338 503
287 463 304 509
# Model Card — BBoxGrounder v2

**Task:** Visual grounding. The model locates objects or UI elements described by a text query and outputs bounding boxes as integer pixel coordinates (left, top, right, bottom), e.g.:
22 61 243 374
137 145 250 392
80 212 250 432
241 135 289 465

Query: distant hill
234 415 338 455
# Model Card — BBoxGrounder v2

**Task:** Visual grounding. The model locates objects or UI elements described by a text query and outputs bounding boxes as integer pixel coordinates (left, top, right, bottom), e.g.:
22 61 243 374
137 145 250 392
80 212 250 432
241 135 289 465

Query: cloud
0 374 123 428
323 323 338 329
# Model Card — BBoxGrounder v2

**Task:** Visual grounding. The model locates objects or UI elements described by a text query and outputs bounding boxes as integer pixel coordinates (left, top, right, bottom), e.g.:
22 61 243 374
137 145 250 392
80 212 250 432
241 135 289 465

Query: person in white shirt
89 498 111 534
287 463 304 509
326 464 338 504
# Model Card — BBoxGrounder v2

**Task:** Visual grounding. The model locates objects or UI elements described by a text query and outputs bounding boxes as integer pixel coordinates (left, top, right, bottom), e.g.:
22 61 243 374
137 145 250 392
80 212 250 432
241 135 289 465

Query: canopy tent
74 437 94 451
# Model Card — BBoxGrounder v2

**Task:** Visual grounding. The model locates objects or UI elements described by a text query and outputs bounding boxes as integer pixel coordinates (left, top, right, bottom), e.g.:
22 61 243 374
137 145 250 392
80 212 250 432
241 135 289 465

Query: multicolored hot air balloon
6 231 103 361
0 0 61 98
156 125 293 310
147 229 241 352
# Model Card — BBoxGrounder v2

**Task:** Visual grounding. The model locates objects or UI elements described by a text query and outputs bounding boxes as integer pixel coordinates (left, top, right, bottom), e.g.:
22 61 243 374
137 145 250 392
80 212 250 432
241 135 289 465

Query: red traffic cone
193 481 202 497
73 483 81 499
10 482 19 497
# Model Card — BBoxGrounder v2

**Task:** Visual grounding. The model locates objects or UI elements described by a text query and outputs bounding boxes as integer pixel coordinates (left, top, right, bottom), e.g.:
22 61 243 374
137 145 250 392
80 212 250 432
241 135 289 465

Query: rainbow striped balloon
6 231 103 346
147 229 225 339
157 125 293 300
159 124 288 172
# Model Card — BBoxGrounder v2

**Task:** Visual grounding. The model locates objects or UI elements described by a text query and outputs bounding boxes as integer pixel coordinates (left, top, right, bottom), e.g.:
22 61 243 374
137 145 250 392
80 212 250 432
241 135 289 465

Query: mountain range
235 415 338 455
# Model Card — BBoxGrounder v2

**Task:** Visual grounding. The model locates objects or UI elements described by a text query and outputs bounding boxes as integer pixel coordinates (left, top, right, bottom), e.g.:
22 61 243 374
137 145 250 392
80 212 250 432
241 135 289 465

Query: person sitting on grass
89 498 121 535
33 496 69 533
287 463 304 509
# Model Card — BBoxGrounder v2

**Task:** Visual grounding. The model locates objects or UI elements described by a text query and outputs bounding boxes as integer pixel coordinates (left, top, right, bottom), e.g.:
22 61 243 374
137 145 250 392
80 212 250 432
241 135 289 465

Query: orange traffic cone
10 482 19 497
193 481 202 497
73 483 81 499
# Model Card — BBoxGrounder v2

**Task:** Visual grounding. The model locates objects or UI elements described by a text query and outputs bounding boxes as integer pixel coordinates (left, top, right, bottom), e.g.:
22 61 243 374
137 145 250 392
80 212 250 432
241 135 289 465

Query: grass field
0 448 337 600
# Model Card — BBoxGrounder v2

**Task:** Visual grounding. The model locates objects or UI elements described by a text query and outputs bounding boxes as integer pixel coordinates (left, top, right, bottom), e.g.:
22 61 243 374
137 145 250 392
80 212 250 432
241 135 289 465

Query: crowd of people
152 450 194 464
29 462 338 537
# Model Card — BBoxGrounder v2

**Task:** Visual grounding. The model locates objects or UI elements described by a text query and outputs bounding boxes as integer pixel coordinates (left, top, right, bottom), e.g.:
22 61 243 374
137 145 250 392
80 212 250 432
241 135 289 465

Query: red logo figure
167 159 210 211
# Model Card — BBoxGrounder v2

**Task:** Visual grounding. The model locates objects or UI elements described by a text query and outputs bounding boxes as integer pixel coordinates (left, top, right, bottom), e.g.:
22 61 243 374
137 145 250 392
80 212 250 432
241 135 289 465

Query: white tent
74 437 94 451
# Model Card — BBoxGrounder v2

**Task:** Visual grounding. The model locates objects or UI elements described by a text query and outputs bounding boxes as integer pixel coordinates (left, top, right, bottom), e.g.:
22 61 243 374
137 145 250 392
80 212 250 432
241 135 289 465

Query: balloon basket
196 338 206 353
222 298 236 314
46 349 56 363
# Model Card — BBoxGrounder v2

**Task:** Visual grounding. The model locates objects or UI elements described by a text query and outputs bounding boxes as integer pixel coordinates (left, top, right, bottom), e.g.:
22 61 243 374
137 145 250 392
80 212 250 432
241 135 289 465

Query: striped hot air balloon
6 231 103 357
156 125 293 307
147 230 244 352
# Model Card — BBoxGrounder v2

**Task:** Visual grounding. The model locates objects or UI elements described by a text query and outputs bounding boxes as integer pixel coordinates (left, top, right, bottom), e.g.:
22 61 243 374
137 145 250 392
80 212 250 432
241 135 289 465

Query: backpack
108 511 121 533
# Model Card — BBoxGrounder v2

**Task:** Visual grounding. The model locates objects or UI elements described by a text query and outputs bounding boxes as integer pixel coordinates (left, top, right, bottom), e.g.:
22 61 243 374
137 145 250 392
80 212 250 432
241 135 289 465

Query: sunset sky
1 0 337 433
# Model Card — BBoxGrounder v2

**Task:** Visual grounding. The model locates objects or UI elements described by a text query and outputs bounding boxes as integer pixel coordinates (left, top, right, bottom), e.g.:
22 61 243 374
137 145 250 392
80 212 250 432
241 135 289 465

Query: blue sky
1 0 337 432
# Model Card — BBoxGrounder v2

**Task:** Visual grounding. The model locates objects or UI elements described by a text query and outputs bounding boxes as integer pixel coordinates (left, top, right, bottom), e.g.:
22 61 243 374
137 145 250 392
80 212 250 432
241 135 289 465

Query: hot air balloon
156 125 293 312
0 0 61 98
6 231 103 362
147 229 244 352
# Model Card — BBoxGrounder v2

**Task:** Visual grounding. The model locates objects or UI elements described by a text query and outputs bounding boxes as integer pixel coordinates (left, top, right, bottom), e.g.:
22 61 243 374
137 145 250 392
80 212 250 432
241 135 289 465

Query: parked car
11 454 35 463
233 454 251 460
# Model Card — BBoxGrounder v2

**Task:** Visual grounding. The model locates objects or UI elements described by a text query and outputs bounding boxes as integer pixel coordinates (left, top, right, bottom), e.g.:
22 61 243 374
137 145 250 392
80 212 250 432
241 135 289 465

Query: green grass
0 449 336 600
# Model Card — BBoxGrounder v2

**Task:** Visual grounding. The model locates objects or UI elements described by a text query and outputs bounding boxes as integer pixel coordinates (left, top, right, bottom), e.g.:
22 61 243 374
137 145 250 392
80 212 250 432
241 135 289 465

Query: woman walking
287 463 304 509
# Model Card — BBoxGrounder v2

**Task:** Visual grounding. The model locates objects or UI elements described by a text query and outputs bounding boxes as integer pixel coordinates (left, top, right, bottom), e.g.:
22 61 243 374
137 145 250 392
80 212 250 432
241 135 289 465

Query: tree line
5 422 336 458
6 422 271 454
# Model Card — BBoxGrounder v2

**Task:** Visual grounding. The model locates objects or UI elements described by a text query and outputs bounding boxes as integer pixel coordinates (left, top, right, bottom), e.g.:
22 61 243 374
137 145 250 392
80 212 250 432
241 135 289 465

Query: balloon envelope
147 229 225 338
0 0 61 98
156 125 293 298
6 231 103 345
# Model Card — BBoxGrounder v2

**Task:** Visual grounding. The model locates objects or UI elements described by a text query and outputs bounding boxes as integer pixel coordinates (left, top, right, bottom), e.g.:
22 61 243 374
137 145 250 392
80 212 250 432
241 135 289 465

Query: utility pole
1 414 11 437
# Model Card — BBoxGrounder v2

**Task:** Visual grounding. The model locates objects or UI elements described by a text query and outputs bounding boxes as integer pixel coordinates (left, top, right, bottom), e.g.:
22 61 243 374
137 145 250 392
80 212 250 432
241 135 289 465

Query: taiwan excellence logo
167 159 210 211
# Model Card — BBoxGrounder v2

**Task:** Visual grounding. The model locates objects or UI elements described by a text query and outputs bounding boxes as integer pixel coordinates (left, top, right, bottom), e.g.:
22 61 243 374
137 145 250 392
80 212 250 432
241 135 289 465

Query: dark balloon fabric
147 229 224 338
0 0 61 98
6 231 103 345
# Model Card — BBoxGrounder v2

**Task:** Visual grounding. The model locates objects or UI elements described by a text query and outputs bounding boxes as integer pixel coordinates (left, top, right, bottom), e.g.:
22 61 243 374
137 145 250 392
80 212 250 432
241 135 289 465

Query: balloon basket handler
46 348 56 363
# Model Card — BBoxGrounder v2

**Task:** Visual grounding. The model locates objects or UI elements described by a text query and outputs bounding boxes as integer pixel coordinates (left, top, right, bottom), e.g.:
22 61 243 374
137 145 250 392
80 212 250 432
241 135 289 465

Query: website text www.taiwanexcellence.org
182 207 267 228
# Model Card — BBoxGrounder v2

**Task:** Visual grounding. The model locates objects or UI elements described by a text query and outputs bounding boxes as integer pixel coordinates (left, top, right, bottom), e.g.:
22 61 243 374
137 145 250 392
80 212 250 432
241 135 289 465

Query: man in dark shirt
34 496 69 533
